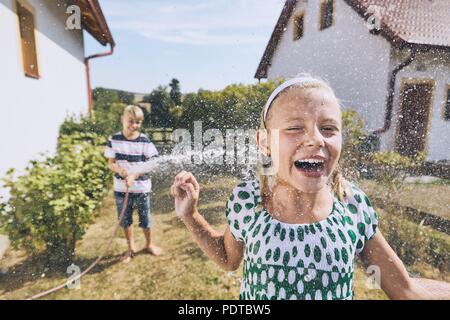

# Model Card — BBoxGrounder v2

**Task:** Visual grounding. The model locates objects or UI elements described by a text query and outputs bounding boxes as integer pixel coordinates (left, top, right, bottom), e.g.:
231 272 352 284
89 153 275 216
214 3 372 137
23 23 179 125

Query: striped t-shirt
104 132 159 193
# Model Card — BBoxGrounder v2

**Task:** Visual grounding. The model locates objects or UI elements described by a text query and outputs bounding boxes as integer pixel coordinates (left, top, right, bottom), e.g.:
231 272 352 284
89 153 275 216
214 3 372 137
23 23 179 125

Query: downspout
84 0 115 118
85 43 114 118
373 48 418 135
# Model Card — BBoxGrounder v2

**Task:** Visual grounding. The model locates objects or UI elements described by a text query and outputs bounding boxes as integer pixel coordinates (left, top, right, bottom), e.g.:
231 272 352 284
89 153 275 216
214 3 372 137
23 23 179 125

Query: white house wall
0 0 88 194
386 48 450 161
266 0 392 133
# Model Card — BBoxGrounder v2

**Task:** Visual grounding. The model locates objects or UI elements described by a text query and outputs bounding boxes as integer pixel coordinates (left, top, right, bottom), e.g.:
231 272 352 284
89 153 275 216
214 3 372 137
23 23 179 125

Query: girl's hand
170 171 200 218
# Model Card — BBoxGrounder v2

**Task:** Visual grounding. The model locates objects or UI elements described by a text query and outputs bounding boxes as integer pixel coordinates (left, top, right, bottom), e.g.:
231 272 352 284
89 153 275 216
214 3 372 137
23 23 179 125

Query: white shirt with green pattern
225 179 379 300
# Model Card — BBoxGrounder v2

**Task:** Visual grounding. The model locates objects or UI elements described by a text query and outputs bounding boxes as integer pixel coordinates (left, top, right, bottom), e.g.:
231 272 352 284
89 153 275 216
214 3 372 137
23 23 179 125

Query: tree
93 87 134 107
169 78 182 106
177 81 281 130
92 87 119 114
91 87 126 134
117 90 135 105
144 86 174 128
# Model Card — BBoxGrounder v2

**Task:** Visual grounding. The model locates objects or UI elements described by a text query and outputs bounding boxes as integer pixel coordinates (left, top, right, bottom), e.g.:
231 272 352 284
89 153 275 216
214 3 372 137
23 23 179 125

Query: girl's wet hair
262 75 337 125
258 74 350 205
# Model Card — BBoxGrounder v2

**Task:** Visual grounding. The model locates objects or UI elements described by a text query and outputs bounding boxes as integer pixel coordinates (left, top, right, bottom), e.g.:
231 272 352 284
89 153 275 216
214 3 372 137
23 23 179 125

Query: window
16 0 39 78
293 13 305 40
319 0 334 30
444 86 450 121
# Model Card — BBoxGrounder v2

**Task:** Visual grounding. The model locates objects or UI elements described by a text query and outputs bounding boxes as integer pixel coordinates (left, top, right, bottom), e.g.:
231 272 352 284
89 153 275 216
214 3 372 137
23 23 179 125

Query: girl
170 75 450 300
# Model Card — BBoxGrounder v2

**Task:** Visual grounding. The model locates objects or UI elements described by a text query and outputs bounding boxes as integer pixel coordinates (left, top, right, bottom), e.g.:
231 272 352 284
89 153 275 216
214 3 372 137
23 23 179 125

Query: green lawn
0 175 448 300
359 180 450 219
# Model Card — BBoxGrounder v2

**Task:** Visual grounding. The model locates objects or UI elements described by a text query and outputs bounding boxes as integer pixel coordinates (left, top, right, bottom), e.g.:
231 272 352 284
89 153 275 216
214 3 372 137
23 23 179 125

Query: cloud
165 49 181 57
101 0 284 45
159 2 216 14
141 30 267 45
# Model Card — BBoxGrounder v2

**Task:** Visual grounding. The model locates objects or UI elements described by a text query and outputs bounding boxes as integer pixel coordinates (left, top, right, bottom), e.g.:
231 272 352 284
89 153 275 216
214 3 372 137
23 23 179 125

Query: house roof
70 0 115 47
255 0 450 79
255 0 297 80
345 0 450 47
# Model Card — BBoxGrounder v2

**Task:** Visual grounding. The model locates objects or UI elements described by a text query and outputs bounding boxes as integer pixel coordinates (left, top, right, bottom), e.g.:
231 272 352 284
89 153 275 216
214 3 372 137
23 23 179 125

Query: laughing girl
170 75 450 300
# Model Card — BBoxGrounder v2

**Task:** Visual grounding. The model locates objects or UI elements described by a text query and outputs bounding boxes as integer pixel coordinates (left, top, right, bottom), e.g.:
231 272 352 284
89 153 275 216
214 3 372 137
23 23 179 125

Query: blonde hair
123 105 144 121
258 74 350 205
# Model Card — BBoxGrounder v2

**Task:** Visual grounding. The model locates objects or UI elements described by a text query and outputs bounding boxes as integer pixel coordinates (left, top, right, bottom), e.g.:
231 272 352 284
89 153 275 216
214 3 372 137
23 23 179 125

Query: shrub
59 114 108 137
379 208 450 272
340 109 370 179
371 151 424 199
0 132 110 268
60 103 126 139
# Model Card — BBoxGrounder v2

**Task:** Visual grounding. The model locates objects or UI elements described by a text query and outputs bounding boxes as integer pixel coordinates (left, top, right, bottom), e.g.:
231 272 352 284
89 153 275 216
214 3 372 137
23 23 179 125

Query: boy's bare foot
144 245 163 256
121 250 135 264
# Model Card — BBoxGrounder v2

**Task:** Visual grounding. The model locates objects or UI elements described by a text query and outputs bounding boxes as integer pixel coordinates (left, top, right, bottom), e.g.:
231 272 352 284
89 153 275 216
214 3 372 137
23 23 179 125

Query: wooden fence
143 128 173 145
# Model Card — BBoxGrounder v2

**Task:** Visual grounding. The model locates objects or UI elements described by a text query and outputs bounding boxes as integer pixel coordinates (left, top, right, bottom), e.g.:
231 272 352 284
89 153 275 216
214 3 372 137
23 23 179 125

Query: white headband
263 76 324 124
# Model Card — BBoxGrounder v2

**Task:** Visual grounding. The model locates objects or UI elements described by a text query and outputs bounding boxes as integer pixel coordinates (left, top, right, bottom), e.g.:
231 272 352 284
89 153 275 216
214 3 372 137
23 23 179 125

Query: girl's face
264 87 342 193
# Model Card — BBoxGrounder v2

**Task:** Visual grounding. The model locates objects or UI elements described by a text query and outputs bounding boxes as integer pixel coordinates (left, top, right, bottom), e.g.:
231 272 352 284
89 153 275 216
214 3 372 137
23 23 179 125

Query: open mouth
294 159 325 173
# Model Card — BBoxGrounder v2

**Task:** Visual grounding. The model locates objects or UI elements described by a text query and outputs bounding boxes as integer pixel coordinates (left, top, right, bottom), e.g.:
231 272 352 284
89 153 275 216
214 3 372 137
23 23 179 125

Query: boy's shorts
114 192 152 229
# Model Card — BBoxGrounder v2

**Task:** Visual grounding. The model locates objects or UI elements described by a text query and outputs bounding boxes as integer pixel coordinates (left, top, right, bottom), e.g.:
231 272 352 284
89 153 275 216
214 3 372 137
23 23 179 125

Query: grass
359 179 450 219
0 174 448 300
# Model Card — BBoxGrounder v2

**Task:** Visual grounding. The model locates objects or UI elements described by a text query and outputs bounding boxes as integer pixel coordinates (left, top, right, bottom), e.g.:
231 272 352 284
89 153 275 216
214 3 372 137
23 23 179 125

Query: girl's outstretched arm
171 171 244 271
411 278 450 299
360 231 450 300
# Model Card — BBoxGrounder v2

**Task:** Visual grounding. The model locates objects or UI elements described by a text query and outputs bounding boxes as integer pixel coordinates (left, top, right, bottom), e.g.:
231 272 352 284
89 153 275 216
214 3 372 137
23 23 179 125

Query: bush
0 199 5 234
59 114 108 137
340 109 370 179
0 132 110 268
371 151 424 199
379 208 450 272
60 104 126 139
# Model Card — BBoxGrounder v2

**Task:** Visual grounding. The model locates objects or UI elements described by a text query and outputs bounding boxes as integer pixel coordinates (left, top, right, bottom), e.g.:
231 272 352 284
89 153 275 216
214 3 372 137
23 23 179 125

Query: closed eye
321 126 338 132
286 127 304 132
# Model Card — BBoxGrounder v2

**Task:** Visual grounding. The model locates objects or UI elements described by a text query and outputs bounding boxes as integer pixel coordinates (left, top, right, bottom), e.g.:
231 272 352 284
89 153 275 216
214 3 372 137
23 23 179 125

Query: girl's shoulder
225 179 261 242
226 179 261 213
340 181 379 251
342 180 375 210
230 179 261 201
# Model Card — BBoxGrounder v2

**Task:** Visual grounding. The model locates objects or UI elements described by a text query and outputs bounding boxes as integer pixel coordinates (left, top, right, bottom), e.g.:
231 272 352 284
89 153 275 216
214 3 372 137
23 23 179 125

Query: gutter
84 0 115 118
373 49 418 135
85 43 114 118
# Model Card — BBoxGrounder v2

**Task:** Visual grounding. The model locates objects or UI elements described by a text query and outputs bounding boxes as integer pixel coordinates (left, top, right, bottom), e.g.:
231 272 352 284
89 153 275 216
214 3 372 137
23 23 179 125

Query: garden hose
27 187 130 300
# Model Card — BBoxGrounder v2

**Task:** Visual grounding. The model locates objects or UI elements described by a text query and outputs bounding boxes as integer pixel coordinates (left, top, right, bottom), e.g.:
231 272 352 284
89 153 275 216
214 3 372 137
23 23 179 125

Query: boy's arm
126 155 158 179
108 158 127 178
132 141 159 178
105 137 127 178
123 154 158 187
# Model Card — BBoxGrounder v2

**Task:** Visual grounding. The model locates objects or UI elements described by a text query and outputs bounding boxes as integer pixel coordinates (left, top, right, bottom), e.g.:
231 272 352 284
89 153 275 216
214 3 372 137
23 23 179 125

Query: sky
84 0 286 94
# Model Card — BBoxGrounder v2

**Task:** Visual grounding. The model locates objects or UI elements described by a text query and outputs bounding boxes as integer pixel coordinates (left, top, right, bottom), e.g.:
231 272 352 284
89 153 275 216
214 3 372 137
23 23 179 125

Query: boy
105 105 162 263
